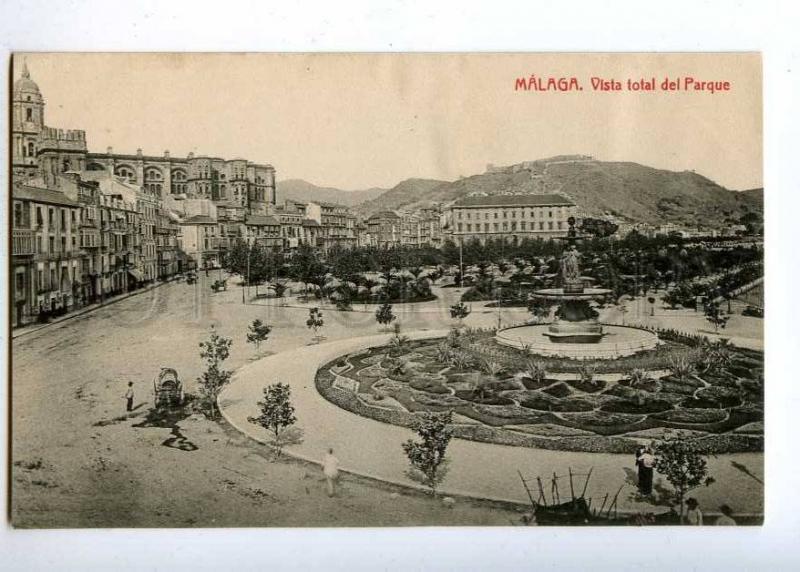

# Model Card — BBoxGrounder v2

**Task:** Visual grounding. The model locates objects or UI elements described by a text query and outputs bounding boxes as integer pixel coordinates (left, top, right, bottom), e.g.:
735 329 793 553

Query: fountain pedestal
532 290 608 343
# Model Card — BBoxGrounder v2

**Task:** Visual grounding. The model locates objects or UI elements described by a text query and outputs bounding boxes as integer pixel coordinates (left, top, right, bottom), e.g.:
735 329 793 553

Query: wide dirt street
10 274 523 527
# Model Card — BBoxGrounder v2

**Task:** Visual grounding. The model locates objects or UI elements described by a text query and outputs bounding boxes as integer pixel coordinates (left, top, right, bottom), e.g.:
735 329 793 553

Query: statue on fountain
560 245 581 282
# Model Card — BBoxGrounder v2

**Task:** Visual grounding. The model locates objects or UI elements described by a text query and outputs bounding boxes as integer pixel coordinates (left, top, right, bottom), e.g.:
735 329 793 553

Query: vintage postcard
9 53 762 528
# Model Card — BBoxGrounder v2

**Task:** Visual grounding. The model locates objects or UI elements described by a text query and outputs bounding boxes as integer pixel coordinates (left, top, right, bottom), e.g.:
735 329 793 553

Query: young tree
196 327 233 418
375 302 396 329
450 301 471 324
704 302 729 332
402 410 454 496
247 382 297 457
653 436 715 522
246 319 272 350
306 307 325 341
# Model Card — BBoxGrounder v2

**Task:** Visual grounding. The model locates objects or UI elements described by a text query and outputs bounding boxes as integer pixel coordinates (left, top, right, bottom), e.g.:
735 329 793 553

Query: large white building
446 194 577 242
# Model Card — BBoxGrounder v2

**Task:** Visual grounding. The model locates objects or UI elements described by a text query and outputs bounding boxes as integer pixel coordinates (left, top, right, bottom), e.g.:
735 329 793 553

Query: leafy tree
306 307 325 341
402 411 454 496
196 327 233 418
272 282 287 298
289 244 327 296
527 297 552 323
246 319 272 350
375 302 396 328
450 301 471 324
247 382 297 456
653 436 715 522
580 217 619 238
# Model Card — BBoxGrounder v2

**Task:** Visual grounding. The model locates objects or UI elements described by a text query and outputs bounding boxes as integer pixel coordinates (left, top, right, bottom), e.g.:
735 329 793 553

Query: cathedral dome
13 62 42 98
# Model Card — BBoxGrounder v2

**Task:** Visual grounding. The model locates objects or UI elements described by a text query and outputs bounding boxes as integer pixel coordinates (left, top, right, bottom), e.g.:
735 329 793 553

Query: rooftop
13 184 78 207
245 215 280 226
182 215 217 225
453 194 575 208
368 211 402 220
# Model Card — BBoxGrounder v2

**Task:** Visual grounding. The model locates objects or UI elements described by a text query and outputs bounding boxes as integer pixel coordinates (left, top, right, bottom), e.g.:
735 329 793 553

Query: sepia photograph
7 52 766 531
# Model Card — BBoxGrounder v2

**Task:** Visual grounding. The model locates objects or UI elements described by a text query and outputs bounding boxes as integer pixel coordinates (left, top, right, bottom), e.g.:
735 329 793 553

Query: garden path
219 330 764 517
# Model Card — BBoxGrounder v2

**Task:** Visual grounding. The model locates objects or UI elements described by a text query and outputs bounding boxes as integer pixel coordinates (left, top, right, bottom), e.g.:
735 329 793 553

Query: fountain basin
496 324 659 359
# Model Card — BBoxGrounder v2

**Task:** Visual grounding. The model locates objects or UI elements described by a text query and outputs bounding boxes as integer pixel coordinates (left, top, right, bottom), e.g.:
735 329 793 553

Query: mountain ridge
355 158 763 228
277 179 387 207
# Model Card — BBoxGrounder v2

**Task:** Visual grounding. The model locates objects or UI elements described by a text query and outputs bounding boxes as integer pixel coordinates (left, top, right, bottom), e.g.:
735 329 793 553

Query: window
549 210 553 218
61 209 66 228
548 221 553 230
36 207 43 226
28 142 35 157
503 211 508 219
466 224 472 232
521 221 527 230
511 211 516 218
511 222 517 231
26 108 32 121
484 223 489 232
457 223 463 231
502 222 508 231
49 208 54 226
16 273 24 294
14 203 23 227
539 222 544 230
558 221 563 229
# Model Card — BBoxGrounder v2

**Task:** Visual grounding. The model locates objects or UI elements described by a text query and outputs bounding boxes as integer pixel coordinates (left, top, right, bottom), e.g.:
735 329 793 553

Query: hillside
357 158 763 228
355 178 450 216
277 179 387 207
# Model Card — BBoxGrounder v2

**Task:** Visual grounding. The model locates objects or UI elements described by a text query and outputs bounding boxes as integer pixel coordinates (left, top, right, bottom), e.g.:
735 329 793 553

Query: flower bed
314 335 764 453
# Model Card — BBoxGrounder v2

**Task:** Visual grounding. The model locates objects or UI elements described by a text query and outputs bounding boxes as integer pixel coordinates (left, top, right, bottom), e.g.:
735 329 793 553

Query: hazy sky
18 53 762 190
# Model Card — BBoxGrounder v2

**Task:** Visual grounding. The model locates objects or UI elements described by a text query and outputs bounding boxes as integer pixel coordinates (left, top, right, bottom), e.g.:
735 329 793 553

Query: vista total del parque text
515 75 731 94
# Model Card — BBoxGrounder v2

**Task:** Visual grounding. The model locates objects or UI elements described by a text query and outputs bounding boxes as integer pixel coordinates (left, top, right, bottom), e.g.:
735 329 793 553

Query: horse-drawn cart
153 367 184 408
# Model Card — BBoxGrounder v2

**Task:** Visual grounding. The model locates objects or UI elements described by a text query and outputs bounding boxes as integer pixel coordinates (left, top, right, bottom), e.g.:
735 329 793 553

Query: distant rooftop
368 211 401 220
182 215 217 225
453 194 574 208
245 215 280 226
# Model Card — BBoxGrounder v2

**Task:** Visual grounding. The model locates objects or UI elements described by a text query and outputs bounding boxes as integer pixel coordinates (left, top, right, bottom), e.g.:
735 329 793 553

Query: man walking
124 381 134 412
323 448 340 497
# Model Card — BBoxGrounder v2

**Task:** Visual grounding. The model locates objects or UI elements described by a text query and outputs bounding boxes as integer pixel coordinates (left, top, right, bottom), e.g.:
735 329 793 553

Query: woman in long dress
635 446 654 496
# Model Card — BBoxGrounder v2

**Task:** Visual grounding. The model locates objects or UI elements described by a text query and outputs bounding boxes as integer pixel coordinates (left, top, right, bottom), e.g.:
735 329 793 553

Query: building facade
11 185 83 326
446 194 577 243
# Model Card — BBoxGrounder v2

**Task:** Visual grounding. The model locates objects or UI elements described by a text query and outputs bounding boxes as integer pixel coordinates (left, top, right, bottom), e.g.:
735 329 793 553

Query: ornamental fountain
495 218 659 359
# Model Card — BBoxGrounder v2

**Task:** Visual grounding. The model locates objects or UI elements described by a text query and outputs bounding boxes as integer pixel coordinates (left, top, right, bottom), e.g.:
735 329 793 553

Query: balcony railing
12 229 35 256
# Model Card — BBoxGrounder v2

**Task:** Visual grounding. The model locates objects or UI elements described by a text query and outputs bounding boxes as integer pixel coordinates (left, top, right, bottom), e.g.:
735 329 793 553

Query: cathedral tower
12 60 45 180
